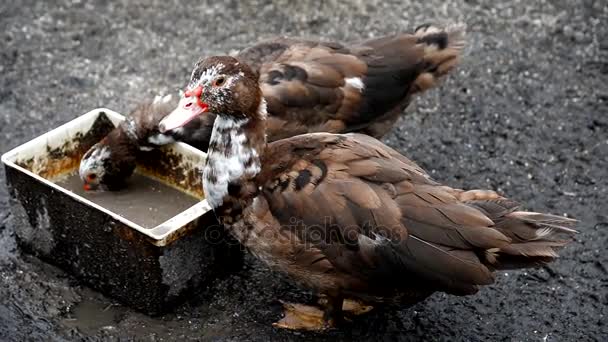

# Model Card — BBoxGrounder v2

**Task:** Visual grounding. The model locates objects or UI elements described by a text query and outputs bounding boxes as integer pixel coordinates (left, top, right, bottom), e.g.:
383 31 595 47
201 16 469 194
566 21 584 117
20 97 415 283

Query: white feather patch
257 98 268 119
148 133 176 146
345 77 364 92
123 118 139 141
152 93 173 104
190 63 225 88
79 146 111 179
203 115 262 209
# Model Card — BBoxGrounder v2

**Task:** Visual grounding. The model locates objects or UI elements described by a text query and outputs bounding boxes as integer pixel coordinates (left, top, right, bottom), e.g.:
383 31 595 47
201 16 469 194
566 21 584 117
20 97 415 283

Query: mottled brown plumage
160 57 578 330
229 23 466 139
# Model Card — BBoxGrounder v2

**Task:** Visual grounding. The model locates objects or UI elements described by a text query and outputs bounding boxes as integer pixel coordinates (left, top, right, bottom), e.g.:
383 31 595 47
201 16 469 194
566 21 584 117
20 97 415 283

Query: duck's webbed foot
273 301 334 331
335 298 374 317
273 295 345 331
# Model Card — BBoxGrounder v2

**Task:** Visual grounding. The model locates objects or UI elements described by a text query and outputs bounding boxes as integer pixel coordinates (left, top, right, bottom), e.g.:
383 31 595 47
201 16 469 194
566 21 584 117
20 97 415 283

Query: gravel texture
1 0 607 341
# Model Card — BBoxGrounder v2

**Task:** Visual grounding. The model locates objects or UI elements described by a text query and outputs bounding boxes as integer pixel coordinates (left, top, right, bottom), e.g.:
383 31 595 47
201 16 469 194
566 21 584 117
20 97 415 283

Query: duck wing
256 133 575 295
254 24 465 139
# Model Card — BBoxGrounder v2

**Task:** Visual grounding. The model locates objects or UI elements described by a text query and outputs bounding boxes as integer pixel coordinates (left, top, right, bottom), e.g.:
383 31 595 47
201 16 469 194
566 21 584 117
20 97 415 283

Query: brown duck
162 23 466 139
158 56 577 331
229 23 466 138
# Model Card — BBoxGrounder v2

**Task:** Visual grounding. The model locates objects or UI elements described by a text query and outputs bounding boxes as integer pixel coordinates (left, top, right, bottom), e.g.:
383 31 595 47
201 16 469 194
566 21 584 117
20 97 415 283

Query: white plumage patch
153 94 173 104
204 117 261 208
124 118 139 141
257 98 268 119
203 101 267 209
79 145 111 180
344 77 364 92
147 133 176 146
190 63 225 89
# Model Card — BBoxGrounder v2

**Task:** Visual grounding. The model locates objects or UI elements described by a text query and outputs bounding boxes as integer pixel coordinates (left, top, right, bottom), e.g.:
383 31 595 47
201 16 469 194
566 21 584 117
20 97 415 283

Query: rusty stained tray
1 108 241 315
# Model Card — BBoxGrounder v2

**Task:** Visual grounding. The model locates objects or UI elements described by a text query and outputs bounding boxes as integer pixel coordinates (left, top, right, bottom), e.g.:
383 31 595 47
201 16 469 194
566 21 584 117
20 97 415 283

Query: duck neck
203 100 267 210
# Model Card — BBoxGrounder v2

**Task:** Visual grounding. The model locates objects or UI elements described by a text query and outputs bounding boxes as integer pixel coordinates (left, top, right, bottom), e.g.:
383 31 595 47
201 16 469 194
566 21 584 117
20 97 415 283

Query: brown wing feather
255 25 465 140
259 45 366 128
255 133 576 297
256 134 503 295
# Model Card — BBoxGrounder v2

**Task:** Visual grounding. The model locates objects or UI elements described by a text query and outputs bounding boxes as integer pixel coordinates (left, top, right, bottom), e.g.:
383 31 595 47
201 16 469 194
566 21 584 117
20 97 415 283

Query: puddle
61 294 127 335
59 288 201 339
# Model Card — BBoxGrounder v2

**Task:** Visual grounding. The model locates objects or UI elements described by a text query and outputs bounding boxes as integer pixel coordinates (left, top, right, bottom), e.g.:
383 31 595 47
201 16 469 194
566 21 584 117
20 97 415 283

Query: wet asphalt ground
1 0 607 341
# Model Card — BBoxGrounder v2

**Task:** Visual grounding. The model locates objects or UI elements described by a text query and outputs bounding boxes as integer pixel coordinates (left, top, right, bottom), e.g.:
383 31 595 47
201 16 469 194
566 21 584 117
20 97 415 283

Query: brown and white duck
158 56 577 331
79 95 214 191
81 23 465 191
162 23 466 139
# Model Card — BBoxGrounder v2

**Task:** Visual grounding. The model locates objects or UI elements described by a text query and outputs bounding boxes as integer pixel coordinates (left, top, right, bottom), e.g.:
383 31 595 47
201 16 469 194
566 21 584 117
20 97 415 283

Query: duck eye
87 174 97 181
213 77 225 87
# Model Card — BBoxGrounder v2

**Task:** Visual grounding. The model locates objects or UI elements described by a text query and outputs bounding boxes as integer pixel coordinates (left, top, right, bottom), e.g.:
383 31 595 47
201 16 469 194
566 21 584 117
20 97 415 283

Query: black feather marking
295 169 312 191
243 156 255 169
206 169 217 184
266 70 283 85
224 132 232 148
279 179 290 191
417 33 449 49
355 64 419 122
227 182 241 196
312 159 328 183
282 64 308 81
310 255 328 266
414 23 432 33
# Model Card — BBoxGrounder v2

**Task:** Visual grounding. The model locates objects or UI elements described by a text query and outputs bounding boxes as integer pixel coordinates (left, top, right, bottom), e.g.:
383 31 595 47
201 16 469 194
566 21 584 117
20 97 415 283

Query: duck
157 56 578 331
80 23 465 191
164 23 466 139
79 94 214 191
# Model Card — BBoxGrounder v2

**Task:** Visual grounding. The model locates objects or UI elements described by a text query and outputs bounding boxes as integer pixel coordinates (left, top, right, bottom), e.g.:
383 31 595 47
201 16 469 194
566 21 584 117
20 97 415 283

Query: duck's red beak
159 86 209 133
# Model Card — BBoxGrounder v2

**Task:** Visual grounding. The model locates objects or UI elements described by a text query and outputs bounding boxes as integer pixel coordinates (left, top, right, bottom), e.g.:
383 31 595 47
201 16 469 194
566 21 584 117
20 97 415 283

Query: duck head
79 141 123 191
79 141 109 191
159 56 262 132
79 130 137 192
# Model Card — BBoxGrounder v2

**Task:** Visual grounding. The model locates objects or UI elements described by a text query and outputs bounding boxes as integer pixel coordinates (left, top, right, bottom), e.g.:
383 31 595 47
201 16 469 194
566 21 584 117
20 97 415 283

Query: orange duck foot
273 301 336 331
317 297 374 317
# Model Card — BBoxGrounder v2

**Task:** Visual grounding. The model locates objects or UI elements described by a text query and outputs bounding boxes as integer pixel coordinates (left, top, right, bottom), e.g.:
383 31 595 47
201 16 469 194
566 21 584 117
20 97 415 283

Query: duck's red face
159 56 260 133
